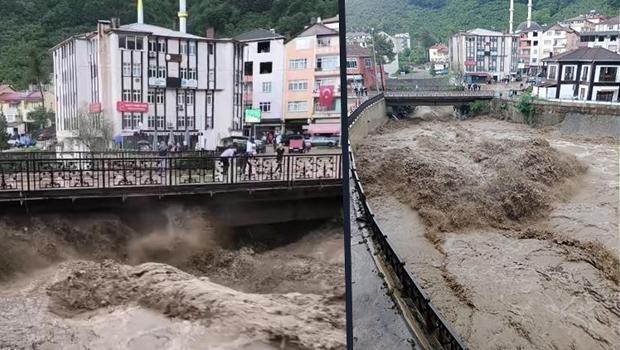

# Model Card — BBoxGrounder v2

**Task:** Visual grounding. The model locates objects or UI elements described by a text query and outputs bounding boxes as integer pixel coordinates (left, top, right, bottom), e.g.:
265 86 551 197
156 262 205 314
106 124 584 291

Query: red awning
308 123 341 135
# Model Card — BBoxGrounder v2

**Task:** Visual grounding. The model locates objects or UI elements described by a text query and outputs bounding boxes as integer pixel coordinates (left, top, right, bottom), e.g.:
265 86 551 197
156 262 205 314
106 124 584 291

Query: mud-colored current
0 206 345 350
356 106 619 350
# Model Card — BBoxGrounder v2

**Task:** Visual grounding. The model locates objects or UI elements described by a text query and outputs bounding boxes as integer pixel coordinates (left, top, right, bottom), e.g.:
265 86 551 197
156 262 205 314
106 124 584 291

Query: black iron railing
0 152 342 195
348 98 467 350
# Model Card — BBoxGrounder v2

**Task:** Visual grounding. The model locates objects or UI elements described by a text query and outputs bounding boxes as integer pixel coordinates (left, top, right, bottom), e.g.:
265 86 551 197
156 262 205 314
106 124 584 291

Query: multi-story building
0 87 43 136
516 21 546 76
535 47 620 103
393 33 411 53
579 16 619 54
539 24 580 60
52 4 244 151
283 18 340 134
346 43 381 93
449 28 519 83
236 28 285 138
560 10 608 33
429 44 449 62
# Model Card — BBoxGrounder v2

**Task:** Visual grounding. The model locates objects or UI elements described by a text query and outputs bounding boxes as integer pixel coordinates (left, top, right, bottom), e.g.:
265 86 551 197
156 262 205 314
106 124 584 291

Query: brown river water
0 205 345 350
356 106 619 350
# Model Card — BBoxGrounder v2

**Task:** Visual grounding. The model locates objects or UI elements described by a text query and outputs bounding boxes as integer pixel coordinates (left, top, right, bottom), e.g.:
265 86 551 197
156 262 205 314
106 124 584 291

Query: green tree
26 47 48 108
516 91 537 126
27 106 55 132
367 31 396 64
0 114 9 150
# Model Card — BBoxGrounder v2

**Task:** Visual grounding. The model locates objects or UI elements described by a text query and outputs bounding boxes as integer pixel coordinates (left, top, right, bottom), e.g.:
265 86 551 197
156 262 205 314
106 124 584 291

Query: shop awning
308 123 341 135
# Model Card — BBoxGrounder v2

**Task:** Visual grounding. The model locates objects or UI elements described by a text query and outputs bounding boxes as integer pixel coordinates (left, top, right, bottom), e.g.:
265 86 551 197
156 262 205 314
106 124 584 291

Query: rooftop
234 28 284 42
0 90 43 103
466 28 506 36
599 16 619 26
117 23 204 39
296 23 338 38
543 47 620 62
516 21 545 33
346 44 371 57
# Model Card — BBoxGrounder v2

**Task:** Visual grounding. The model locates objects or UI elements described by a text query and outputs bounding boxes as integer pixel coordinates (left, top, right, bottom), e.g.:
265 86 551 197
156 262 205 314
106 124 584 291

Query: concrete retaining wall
349 99 388 150
490 98 620 138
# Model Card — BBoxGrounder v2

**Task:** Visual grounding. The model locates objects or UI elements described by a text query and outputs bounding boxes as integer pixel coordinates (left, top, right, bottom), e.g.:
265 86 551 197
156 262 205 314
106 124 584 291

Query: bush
469 100 489 115
516 92 537 126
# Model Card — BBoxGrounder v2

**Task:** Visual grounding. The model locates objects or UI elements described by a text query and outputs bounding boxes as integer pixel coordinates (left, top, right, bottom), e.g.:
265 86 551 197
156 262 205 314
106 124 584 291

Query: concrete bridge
384 90 495 106
0 151 342 226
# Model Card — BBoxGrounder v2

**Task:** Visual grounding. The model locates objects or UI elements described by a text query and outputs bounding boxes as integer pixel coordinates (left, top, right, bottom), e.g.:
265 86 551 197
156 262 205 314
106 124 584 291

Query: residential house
535 47 620 103
429 44 449 62
236 28 286 138
449 28 519 83
0 87 43 136
283 18 340 134
539 24 580 60
516 21 547 76
560 10 608 33
579 16 619 54
52 6 244 151
346 43 382 94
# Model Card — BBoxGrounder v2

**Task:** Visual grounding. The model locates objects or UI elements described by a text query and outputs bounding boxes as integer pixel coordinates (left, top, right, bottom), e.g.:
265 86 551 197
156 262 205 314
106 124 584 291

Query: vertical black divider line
337 1 353 349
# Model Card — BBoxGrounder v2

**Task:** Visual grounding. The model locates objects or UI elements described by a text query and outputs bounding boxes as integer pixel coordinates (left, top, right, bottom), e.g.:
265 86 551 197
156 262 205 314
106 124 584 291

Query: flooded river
0 206 345 350
356 107 619 350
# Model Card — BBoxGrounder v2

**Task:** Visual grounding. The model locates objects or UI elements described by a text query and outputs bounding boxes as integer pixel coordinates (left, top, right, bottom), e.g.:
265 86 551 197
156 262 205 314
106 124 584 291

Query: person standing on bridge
158 140 168 175
220 146 236 182
275 143 285 174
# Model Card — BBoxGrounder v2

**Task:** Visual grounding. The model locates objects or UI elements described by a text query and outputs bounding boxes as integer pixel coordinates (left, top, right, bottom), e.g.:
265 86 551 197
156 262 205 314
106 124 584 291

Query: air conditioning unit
148 51 157 58
178 105 185 111
167 122 174 129
134 78 141 83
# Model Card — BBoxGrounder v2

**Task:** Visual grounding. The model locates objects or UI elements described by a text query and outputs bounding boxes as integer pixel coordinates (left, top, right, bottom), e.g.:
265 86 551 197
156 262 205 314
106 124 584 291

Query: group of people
353 86 369 97
219 132 285 180
157 140 190 156
466 83 482 91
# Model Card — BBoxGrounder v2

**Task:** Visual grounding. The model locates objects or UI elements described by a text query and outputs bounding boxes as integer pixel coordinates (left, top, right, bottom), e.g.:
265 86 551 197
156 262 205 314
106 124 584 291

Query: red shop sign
117 101 149 113
89 102 102 113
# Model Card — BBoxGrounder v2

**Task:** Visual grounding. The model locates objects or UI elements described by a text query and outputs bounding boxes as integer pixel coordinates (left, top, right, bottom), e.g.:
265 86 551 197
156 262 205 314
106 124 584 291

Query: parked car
308 136 339 147
288 135 305 153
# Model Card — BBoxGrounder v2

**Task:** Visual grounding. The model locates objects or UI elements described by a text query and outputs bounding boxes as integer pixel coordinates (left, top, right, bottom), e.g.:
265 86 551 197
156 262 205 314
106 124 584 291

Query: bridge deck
0 153 342 202
384 90 495 105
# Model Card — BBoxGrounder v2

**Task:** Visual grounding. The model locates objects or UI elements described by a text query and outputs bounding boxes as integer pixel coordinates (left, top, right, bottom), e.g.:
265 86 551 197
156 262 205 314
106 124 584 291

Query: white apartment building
516 21 546 75
236 29 285 137
560 10 609 33
579 16 619 54
450 28 519 82
52 12 244 151
539 24 580 60
393 33 411 53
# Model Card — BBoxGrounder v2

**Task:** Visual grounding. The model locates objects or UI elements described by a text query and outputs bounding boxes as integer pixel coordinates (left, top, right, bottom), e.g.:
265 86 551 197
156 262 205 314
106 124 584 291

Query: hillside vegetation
0 0 337 89
347 0 619 45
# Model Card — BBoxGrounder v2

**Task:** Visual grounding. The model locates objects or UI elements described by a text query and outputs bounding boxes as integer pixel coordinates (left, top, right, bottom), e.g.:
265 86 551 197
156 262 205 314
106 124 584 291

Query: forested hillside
347 0 618 45
0 0 337 89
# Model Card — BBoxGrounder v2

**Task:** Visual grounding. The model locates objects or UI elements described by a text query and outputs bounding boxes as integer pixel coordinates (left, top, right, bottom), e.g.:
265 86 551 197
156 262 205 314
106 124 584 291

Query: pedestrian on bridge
275 143 284 174
220 146 236 182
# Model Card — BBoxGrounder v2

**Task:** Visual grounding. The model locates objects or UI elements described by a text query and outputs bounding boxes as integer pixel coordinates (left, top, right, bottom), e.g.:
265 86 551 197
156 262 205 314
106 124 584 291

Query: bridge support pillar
454 104 470 120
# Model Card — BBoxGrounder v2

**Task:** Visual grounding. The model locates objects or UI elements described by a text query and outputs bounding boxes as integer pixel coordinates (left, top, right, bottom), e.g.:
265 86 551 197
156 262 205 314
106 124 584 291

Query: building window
244 82 253 92
158 41 166 53
156 90 165 104
259 62 273 74
346 59 358 69
133 63 141 77
289 59 308 70
262 82 272 93
177 92 185 105
119 35 143 50
581 66 589 81
180 42 188 55
123 62 132 77
158 67 167 78
186 90 195 105
149 65 157 78
288 79 308 91
288 101 307 112
316 56 339 71
364 58 373 68
147 115 155 128
132 90 142 102
317 38 331 47
180 68 188 79
122 89 132 101
147 90 155 104
189 42 196 55
563 66 576 80
208 43 214 55
599 67 617 82
548 65 557 80
259 102 271 112
257 41 270 53
148 39 157 52
244 62 253 76
188 68 197 80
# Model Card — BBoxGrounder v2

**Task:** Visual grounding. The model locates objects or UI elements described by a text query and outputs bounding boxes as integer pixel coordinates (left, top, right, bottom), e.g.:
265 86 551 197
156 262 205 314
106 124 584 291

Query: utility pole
370 28 381 93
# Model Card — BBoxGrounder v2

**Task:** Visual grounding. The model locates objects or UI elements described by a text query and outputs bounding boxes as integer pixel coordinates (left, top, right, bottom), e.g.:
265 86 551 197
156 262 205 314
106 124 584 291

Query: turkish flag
319 85 335 108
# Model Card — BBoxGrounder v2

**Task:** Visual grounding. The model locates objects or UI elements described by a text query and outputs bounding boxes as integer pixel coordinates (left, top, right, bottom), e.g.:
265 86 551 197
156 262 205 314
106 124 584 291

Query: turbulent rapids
0 205 345 350
356 106 620 350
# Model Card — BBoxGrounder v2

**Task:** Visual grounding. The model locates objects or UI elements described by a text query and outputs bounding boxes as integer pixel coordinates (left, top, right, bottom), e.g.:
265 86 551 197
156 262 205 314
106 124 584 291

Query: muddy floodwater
356 106 619 350
0 206 345 350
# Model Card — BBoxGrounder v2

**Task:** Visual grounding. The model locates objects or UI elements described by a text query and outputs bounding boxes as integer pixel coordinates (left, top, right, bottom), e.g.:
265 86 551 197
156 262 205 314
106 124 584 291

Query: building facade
52 17 244 151
539 24 580 60
516 21 546 76
579 16 619 54
346 44 381 93
236 29 285 138
283 20 340 133
429 44 449 62
535 47 620 103
0 87 43 136
449 29 519 82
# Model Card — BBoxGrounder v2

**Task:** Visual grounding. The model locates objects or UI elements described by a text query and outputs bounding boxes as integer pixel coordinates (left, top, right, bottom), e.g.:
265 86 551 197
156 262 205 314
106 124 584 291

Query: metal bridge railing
348 98 468 350
0 152 342 196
